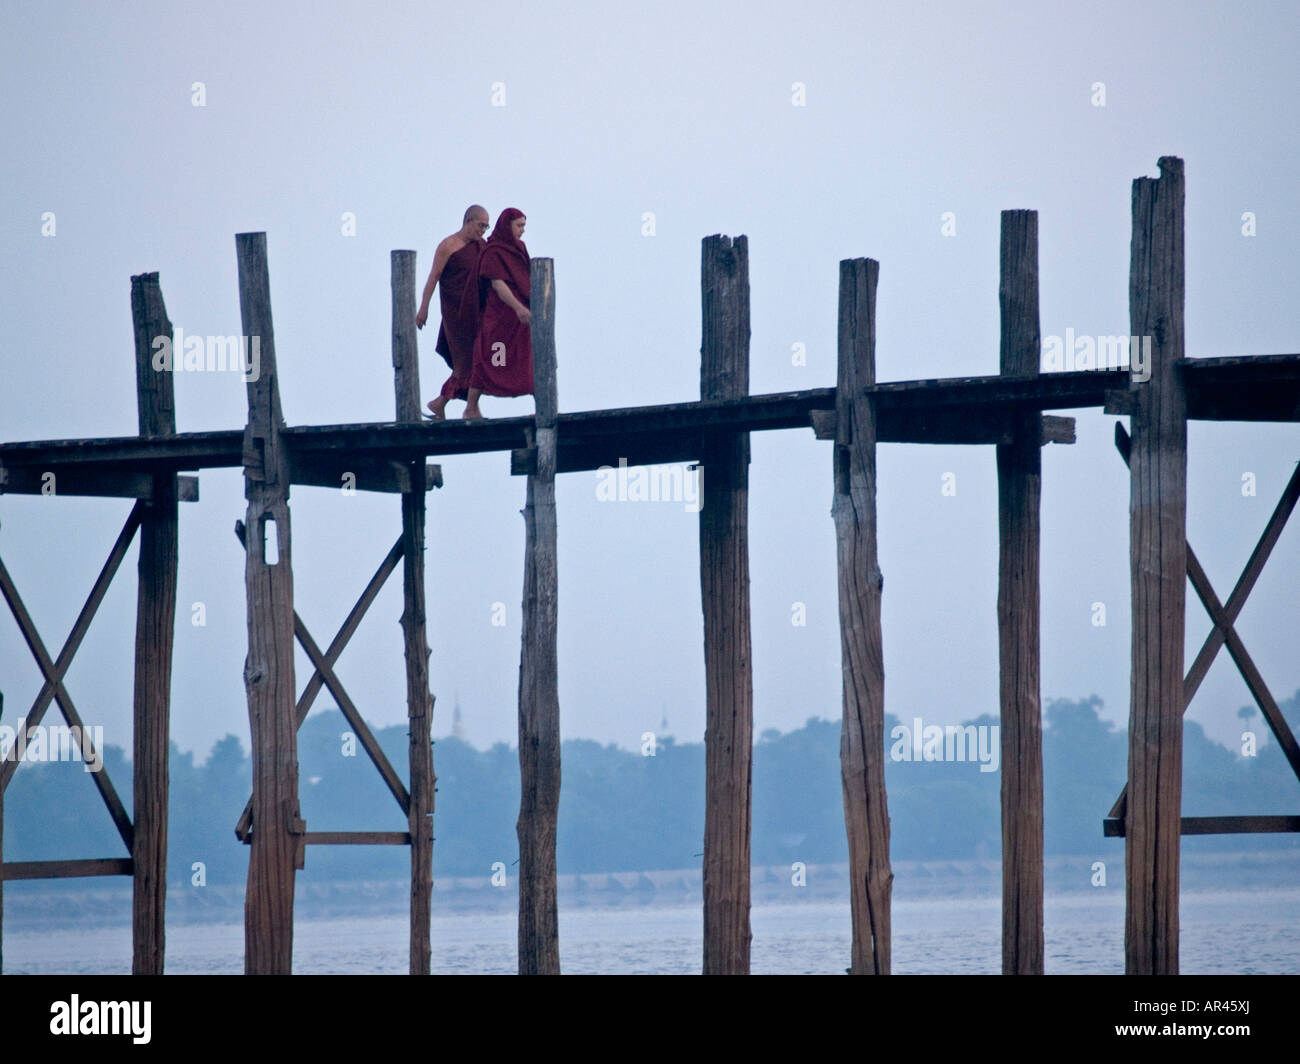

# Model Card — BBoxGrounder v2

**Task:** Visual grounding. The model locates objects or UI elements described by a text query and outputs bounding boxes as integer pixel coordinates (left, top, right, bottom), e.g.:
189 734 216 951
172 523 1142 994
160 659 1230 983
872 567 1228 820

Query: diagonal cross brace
0 504 144 850
1108 423 1300 822
233 525 409 840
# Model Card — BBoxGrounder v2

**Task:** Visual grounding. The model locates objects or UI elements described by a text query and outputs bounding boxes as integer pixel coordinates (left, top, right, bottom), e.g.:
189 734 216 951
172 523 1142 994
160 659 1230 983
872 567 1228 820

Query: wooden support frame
835 258 893 975
518 258 561 975
699 235 754 975
0 507 142 974
232 523 412 836
1 174 1293 980
1104 422 1300 837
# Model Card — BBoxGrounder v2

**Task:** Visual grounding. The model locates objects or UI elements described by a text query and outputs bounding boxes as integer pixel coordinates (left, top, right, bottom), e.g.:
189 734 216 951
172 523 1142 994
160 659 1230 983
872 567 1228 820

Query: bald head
458 205 489 242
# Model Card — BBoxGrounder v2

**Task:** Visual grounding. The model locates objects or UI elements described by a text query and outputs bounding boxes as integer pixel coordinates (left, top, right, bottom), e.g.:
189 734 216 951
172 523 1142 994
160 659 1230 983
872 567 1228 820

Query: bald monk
416 205 490 419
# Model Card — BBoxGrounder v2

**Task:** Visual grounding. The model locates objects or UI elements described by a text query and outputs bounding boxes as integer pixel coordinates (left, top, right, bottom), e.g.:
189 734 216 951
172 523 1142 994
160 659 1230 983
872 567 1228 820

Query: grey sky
2 0 1297 767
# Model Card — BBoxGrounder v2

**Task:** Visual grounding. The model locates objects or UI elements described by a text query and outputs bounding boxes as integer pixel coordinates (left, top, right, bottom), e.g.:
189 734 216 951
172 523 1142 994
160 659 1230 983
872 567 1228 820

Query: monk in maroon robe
465 207 533 419
416 205 489 419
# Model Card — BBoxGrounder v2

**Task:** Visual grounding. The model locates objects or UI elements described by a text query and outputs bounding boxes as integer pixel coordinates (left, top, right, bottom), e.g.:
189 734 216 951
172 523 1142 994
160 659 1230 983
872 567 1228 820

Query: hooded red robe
468 208 534 397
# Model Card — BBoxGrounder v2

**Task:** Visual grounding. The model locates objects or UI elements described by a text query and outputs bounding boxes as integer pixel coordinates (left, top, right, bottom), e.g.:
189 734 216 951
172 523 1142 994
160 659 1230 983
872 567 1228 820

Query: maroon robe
434 238 484 400
468 208 534 397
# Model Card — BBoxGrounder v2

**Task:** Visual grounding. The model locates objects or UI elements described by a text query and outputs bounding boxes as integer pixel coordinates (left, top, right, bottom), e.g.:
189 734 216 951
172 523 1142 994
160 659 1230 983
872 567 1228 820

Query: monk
465 207 533 419
416 205 490 419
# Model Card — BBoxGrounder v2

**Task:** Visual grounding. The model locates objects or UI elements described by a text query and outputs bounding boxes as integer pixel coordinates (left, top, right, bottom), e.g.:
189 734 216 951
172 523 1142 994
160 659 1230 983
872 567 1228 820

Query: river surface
4 886 1297 974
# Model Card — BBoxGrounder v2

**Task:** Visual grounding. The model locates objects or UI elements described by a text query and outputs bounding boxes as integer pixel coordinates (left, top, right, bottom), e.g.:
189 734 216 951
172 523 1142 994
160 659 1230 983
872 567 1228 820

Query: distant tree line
4 692 1298 884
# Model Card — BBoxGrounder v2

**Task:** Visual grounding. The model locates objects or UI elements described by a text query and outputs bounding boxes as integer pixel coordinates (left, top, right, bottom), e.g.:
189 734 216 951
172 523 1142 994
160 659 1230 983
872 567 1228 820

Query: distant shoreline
5 848 1298 930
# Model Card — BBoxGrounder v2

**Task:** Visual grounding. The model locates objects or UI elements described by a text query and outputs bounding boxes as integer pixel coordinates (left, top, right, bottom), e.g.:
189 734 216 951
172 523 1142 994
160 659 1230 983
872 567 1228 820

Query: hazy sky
2 0 1297 771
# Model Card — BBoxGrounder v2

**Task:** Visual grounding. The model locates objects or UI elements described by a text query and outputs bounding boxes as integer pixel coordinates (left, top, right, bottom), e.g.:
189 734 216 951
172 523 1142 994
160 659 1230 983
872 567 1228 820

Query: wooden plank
810 408 837 440
288 453 442 494
303 832 411 846
835 257 892 976
996 210 1044 975
4 353 1298 477
699 235 753 975
1041 415 1075 444
1 858 134 881
0 430 245 470
130 270 178 977
237 231 303 975
392 248 436 976
1181 354 1300 422
1124 157 1187 977
1105 816 1300 837
0 467 198 500
518 257 561 975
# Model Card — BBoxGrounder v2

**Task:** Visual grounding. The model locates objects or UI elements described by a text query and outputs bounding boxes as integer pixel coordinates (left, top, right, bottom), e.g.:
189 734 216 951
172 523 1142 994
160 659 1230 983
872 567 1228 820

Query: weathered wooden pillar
391 250 436 976
237 232 303 975
835 257 893 975
699 234 753 975
130 272 179 976
518 257 560 975
1125 157 1187 976
996 212 1045 974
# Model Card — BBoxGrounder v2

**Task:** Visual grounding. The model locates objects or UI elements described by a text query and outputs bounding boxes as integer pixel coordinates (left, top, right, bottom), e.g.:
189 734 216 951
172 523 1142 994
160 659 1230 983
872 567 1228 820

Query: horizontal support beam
0 467 198 501
2 355 1295 476
288 456 443 494
810 411 1074 445
240 831 411 846
1103 815 1300 837
303 831 412 846
1 857 134 880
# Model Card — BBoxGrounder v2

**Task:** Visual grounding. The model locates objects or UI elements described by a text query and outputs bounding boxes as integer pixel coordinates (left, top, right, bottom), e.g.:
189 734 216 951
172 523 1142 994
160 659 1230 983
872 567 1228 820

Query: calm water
5 888 1298 974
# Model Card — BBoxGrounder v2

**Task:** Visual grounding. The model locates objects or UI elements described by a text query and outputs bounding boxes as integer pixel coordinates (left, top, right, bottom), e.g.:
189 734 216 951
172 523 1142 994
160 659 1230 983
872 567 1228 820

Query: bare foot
425 397 447 420
463 406 487 421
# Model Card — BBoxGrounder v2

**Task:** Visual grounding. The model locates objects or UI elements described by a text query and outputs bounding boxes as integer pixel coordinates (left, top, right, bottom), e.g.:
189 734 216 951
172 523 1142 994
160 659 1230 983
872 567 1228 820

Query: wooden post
1125 157 1187 975
835 258 893 975
130 272 179 976
237 232 303 975
996 212 1044 974
518 258 560 975
391 249 435 976
699 235 753 975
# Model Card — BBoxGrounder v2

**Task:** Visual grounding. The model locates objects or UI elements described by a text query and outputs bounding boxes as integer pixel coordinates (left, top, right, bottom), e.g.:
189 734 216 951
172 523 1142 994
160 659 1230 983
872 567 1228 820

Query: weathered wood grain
996 211 1044 975
392 249 436 975
700 236 753 975
518 258 561 975
238 232 303 975
130 271 179 976
1125 158 1187 976
835 257 893 975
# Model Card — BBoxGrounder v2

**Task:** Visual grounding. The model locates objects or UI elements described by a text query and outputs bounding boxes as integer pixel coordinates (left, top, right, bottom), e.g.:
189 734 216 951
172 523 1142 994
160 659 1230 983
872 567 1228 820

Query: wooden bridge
1 156 1297 975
